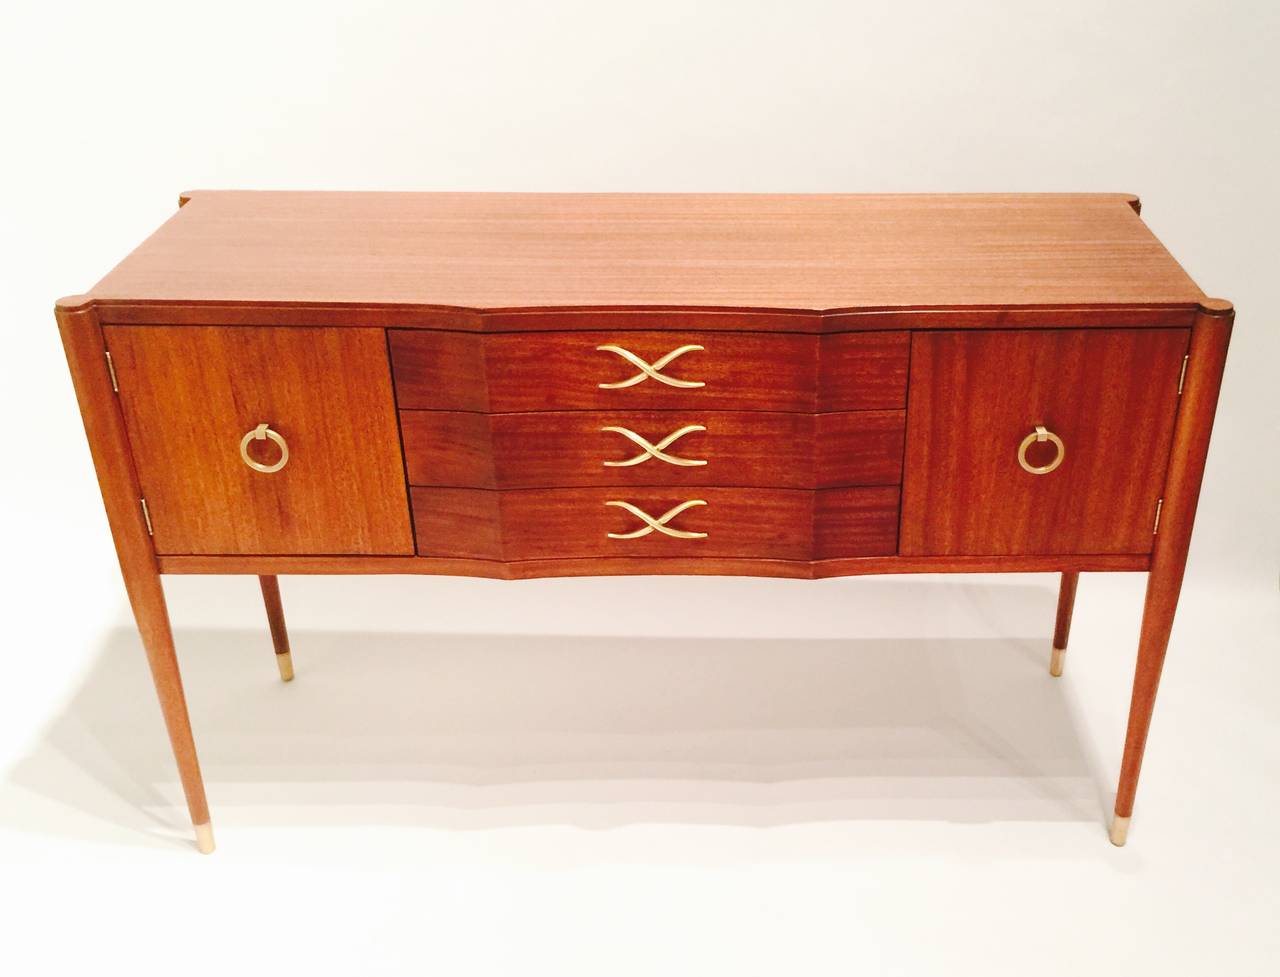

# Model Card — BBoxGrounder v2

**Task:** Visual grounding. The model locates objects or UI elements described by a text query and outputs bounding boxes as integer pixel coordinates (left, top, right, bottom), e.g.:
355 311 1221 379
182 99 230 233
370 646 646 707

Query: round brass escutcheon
239 423 289 473
1017 425 1064 475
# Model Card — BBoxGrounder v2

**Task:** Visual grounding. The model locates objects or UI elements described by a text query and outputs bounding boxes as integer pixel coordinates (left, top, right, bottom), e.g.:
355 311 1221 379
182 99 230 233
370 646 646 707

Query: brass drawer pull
596 344 705 389
1017 425 1065 475
601 424 708 467
605 499 708 539
239 423 289 474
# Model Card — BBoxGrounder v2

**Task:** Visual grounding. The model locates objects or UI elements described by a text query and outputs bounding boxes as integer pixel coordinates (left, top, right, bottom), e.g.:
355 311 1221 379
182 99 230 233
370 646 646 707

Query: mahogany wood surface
155 552 1150 578
54 192 1233 850
400 409 905 490
258 575 291 660
1114 307 1232 823
57 305 213 845
388 330 908 413
411 487 900 561
84 301 1199 332
900 329 1189 556
1053 571 1080 650
103 326 414 555
84 192 1202 310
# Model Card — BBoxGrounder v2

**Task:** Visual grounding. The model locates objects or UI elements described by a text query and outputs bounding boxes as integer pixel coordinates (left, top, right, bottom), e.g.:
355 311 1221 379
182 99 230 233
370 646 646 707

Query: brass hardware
140 497 153 536
601 424 708 467
596 344 705 389
276 651 295 683
1109 815 1131 847
239 423 289 474
1017 425 1065 475
105 351 119 392
194 822 215 855
1049 647 1066 678
1153 498 1163 535
1178 355 1189 395
605 499 708 539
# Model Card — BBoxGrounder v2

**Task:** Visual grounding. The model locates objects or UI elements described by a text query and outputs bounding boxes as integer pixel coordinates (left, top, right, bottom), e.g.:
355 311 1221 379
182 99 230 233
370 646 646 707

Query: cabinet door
105 326 414 555
900 329 1188 556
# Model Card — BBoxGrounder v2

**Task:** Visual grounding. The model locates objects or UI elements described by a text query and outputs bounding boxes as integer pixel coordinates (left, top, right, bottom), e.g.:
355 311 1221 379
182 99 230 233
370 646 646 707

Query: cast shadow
0 581 1114 849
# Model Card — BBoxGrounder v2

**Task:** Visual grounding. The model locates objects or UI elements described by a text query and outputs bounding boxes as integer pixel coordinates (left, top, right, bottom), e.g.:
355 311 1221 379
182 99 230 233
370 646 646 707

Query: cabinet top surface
79 191 1205 312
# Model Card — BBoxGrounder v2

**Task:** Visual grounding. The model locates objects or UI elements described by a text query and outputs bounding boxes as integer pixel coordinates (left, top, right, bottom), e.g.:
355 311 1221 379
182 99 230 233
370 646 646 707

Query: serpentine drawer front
388 330 909 412
56 191 1232 853
399 409 907 489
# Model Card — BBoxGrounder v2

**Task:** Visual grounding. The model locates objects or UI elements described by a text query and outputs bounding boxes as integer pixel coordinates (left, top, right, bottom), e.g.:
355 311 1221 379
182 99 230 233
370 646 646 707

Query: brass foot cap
194 822 216 854
1049 646 1066 677
1109 815 1130 847
276 651 295 682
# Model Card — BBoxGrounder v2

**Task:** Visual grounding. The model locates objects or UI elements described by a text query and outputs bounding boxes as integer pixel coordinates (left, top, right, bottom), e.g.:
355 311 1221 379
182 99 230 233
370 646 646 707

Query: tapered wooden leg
259 575 294 681
1050 571 1079 676
1110 303 1232 845
58 302 215 853
131 571 214 853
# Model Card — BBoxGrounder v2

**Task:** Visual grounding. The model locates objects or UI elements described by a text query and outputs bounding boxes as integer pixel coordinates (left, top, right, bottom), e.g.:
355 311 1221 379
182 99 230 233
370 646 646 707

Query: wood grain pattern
103 326 414 555
400 409 905 490
258 574 291 659
85 192 1203 310
411 487 900 562
156 552 1150 578
87 301 1200 332
1114 307 1232 822
900 329 1189 556
1053 571 1080 649
54 191 1233 852
389 330 908 413
56 304 213 845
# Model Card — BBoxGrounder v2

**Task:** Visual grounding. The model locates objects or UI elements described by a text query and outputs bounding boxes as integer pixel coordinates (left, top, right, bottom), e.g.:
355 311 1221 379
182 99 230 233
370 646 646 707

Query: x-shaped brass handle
596 344 706 389
605 500 708 539
601 424 708 467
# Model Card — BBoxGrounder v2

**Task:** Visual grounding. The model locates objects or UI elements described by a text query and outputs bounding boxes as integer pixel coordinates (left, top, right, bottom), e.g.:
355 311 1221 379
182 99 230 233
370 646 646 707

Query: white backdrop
2 2 1277 975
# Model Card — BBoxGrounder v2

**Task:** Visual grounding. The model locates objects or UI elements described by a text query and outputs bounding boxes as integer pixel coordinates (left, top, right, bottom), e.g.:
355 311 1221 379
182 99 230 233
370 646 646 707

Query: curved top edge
1198 297 1234 316
65 297 1205 316
55 294 95 312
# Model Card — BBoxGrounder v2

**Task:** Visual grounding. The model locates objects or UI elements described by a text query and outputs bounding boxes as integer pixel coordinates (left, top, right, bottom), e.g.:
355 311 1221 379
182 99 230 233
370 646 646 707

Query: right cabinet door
900 328 1189 556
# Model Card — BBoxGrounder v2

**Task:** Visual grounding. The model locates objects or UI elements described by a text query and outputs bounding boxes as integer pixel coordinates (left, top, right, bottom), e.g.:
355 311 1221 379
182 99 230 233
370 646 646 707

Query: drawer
900 328 1189 556
389 330 908 413
103 326 414 555
411 486 899 561
400 409 905 489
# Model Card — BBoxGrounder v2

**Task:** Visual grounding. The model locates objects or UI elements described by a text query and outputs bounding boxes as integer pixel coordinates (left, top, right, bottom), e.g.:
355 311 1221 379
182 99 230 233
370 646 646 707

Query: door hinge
1177 355 1189 395
140 497 154 536
1153 498 1164 535
105 351 119 392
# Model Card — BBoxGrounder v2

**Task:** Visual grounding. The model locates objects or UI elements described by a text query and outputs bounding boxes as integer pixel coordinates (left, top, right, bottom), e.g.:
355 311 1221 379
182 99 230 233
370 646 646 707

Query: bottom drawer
411 487 899 562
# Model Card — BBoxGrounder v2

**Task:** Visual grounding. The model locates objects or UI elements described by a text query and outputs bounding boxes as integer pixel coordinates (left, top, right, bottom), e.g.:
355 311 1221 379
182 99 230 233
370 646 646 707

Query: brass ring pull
605 499 708 539
1017 425 1065 475
596 344 705 389
239 423 289 474
601 424 708 467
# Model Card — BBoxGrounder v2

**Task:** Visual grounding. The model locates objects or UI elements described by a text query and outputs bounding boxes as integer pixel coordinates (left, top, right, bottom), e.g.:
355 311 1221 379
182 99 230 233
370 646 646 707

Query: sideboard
57 192 1232 853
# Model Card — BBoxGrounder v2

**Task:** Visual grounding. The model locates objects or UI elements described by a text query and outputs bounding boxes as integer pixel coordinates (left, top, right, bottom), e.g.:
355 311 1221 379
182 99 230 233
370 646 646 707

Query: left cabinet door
104 326 414 555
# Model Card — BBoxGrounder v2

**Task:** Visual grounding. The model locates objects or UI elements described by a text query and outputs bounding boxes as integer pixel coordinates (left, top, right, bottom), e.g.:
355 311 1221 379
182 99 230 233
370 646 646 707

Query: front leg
58 301 215 854
1110 302 1231 845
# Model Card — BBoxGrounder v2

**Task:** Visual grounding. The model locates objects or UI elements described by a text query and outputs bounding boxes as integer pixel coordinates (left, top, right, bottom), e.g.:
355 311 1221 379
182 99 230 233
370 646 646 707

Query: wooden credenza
57 192 1232 853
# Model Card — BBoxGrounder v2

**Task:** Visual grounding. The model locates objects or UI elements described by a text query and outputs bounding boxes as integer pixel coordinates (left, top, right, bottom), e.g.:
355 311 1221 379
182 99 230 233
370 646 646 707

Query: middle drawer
389 329 909 412
401 410 905 490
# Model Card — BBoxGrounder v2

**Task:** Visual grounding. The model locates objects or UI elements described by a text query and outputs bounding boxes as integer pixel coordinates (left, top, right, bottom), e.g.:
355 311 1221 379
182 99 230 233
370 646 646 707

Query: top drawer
389 330 908 413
